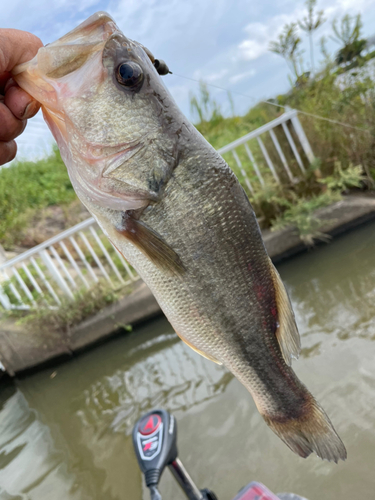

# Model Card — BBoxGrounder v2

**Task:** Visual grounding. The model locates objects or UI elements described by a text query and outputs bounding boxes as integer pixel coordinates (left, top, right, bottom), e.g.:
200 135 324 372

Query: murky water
1 222 375 500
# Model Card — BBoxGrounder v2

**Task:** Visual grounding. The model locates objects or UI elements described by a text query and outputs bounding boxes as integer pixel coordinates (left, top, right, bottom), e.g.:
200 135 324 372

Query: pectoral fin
269 259 301 365
176 331 223 365
116 213 185 276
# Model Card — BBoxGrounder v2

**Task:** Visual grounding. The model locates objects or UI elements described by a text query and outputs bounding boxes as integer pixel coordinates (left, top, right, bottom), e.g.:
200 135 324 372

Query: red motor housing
232 482 282 500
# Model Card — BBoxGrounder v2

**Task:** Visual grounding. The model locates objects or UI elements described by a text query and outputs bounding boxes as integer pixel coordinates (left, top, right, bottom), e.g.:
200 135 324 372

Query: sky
2 0 375 161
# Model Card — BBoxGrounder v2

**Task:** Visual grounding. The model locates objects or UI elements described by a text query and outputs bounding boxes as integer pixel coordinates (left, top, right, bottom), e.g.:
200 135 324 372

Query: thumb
0 29 43 86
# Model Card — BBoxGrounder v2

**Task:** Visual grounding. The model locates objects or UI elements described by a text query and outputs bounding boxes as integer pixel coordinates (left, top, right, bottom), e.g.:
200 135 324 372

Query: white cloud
205 68 229 82
237 0 375 63
336 0 373 10
238 39 268 61
238 11 303 62
1 0 101 40
192 67 229 83
229 69 256 84
3 0 375 160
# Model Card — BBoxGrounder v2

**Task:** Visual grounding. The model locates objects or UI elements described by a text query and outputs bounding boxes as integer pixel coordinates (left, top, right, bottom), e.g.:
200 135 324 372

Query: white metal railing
0 218 139 310
0 109 313 311
217 108 314 194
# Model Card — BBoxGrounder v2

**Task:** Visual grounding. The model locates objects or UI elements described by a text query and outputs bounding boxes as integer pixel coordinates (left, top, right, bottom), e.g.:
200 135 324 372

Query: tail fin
263 400 347 463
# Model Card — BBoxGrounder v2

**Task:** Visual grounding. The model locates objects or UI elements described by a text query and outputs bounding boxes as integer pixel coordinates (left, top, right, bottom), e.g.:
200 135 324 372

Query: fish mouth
12 12 121 112
13 12 118 78
12 12 125 156
11 11 156 213
12 12 154 142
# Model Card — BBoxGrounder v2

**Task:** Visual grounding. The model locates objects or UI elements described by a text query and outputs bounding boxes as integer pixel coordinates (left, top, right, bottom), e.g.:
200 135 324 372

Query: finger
0 72 11 93
0 140 17 165
0 102 26 141
0 29 43 73
4 76 17 93
5 85 40 119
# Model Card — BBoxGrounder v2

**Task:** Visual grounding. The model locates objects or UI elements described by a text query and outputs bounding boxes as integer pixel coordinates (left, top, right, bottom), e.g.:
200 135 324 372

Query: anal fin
269 259 301 365
116 213 185 276
176 331 223 365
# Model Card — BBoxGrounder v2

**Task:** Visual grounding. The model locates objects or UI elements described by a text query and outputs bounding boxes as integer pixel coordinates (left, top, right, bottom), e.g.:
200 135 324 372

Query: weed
190 81 223 128
114 322 133 332
8 281 132 336
2 51 375 254
271 191 342 244
188 58 375 242
267 163 362 241
319 162 364 190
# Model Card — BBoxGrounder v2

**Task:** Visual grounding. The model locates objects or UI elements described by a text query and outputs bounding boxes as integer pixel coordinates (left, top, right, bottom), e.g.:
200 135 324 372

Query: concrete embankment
1 194 375 376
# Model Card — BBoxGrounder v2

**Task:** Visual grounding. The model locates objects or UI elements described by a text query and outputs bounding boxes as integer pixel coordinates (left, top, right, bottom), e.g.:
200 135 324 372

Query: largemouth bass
13 12 346 462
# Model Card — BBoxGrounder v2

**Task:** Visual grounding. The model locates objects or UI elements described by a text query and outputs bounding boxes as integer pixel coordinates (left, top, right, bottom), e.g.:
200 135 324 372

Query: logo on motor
138 414 162 436
137 414 163 461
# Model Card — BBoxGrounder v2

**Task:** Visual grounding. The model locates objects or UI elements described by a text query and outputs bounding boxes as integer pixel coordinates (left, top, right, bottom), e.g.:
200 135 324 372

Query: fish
13 12 346 462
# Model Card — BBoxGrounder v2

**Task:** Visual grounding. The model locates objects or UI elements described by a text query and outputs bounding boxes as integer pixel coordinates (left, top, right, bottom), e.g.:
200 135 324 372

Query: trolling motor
132 409 308 500
132 409 217 500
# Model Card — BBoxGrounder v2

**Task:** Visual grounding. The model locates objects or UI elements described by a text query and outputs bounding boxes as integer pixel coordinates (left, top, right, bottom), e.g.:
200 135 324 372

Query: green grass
195 101 279 149
0 147 77 249
190 70 375 240
0 63 373 327
278 63 375 185
2 62 374 250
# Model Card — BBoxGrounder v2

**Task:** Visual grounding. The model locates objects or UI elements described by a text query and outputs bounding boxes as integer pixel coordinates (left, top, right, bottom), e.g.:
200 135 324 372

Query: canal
1 221 375 500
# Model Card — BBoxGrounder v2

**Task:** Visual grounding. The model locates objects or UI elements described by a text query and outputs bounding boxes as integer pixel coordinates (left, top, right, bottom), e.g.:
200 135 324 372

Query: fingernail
4 78 16 93
22 100 39 119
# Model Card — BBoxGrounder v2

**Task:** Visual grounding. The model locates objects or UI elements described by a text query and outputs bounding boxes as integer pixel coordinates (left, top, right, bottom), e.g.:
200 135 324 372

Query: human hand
0 29 43 165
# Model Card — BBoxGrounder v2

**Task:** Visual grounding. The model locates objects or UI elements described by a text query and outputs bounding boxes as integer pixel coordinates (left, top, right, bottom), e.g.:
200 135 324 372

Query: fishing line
171 73 371 134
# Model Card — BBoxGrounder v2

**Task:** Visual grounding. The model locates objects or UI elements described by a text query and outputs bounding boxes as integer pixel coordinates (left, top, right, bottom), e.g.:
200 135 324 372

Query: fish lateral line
115 211 186 276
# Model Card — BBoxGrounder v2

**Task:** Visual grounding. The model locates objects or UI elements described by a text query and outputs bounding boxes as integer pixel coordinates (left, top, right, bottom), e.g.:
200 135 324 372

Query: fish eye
116 62 143 89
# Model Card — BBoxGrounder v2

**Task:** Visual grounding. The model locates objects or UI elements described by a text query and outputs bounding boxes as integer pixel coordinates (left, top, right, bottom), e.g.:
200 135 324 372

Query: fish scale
123 151 309 417
13 11 346 462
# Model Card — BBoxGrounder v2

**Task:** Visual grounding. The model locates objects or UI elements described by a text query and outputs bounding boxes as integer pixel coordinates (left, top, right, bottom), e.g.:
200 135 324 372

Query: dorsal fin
269 260 301 365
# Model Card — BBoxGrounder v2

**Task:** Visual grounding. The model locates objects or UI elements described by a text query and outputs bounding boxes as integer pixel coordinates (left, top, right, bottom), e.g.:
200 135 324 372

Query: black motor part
132 409 178 489
201 488 218 500
133 409 218 500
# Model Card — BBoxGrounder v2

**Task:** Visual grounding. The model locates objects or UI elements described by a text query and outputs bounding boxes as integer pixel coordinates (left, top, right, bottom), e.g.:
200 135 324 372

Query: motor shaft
168 458 204 500
149 485 162 500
